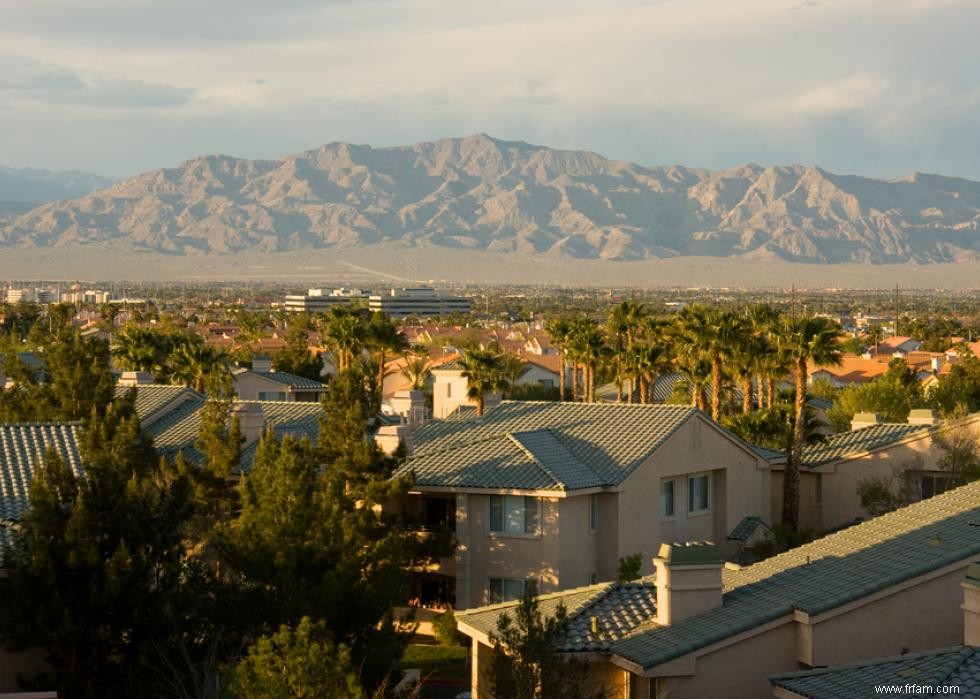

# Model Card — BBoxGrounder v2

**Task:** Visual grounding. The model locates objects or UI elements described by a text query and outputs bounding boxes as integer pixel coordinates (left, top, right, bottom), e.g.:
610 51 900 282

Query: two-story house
393 401 771 609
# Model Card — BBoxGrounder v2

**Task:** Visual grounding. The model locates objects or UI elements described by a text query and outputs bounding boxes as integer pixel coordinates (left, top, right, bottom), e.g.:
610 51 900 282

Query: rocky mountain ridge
2 135 977 263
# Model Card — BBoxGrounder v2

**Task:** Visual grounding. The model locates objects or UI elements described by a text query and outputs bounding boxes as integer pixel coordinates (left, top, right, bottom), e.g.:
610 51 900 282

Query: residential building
766 411 979 532
770 562 980 698
457 480 980 699
232 356 327 402
391 401 771 609
368 287 471 317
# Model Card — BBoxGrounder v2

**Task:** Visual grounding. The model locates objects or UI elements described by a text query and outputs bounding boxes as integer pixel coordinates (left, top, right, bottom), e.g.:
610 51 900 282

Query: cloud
0 54 194 107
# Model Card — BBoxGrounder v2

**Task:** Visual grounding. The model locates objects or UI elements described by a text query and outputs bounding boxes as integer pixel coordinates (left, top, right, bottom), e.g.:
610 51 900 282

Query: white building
368 288 471 317
283 287 371 313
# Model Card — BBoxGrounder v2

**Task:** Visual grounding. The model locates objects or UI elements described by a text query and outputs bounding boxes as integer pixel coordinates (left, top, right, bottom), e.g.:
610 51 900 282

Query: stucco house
770 561 980 698
231 356 327 402
767 411 980 532
392 401 771 609
456 480 980 698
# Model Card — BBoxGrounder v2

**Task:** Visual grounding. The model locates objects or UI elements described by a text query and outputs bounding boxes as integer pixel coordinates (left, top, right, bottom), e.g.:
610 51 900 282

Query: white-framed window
489 495 540 534
814 473 823 505
589 493 599 532
488 577 531 604
660 480 675 518
688 474 709 514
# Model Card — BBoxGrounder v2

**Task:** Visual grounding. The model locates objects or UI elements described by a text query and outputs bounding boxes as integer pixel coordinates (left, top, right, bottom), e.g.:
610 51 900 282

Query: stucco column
455 493 471 610
964 562 980 646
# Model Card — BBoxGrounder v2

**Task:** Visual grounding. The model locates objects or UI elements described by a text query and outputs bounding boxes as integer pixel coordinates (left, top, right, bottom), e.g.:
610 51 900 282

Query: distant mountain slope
0 165 116 205
2 135 978 263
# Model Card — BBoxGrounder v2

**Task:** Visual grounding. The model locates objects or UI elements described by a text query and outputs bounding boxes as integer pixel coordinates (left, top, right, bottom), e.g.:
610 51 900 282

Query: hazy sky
2 0 979 179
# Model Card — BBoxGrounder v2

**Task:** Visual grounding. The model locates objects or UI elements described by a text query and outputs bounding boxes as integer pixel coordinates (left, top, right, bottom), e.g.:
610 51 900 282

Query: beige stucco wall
806 566 968 666
770 471 825 532
619 415 768 573
457 493 562 609
558 494 600 590
659 618 798 699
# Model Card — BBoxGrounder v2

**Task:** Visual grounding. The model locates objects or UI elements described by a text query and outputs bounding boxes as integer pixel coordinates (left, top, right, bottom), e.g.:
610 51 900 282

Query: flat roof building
283 287 371 313
368 287 470 317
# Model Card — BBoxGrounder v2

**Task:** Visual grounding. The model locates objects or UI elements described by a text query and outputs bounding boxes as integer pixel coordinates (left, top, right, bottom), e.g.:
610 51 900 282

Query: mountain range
1 135 978 264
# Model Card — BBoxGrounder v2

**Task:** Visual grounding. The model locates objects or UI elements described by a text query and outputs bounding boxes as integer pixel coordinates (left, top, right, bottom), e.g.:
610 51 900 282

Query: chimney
252 355 273 373
118 370 155 386
230 402 266 446
930 356 943 373
964 562 980 646
374 423 416 455
907 409 939 426
654 541 723 626
389 389 427 424
851 412 882 431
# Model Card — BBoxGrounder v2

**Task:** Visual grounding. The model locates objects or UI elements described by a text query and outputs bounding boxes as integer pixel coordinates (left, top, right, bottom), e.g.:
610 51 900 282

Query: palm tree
459 349 509 416
777 315 843 528
625 342 669 404
730 333 765 414
323 309 367 372
169 337 229 393
112 326 165 374
544 317 572 401
400 356 432 390
497 353 529 395
671 305 740 421
607 301 647 401
568 319 606 403
368 312 409 395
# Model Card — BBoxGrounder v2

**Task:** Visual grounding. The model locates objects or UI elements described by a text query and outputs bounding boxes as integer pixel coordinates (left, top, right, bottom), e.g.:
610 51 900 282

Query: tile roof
114 384 201 422
770 646 980 699
608 479 980 669
0 422 83 553
397 401 697 492
245 371 327 390
728 515 772 542
146 400 323 474
457 580 658 653
801 423 930 468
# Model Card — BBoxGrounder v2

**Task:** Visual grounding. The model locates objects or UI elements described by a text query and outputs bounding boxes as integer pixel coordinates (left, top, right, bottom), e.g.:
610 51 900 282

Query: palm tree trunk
639 375 648 405
476 392 485 416
767 377 776 409
558 349 566 402
711 356 722 421
782 357 807 529
377 348 386 396
572 363 579 402
757 373 766 408
589 361 597 403
742 376 753 414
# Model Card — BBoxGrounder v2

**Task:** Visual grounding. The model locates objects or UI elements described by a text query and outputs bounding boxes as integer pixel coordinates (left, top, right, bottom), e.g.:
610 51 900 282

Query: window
488 577 529 604
489 495 539 534
660 480 675 518
814 473 823 505
257 391 286 401
920 473 950 500
688 474 709 513
589 494 599 532
446 382 452 398
538 379 555 388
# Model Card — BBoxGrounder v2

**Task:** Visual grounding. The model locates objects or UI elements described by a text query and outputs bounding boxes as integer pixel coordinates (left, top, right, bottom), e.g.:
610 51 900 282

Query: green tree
929 353 980 415
113 326 168 374
490 583 590 699
671 305 741 421
368 312 409 396
274 324 323 381
323 308 368 372
617 554 642 583
399 356 431 391
544 317 572 401
229 617 365 699
777 316 842 529
459 349 509 416
0 399 199 697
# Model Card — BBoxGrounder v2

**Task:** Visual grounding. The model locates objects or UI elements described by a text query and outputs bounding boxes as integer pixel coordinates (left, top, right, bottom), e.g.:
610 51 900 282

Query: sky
1 0 979 179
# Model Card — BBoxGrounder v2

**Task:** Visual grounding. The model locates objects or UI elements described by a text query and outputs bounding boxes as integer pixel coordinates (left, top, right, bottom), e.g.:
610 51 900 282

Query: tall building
283 287 371 313
368 287 471 317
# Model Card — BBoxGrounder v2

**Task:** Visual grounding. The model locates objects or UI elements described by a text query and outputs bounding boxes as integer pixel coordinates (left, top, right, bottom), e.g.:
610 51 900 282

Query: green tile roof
728 515 772 542
770 645 980 698
114 384 201 422
802 423 930 468
608 479 980 669
146 400 323 474
457 580 658 653
247 371 327 390
0 422 83 554
398 401 696 492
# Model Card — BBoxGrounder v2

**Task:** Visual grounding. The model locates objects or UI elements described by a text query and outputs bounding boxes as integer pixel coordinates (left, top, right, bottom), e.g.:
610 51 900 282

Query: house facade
457 480 980 699
393 401 771 609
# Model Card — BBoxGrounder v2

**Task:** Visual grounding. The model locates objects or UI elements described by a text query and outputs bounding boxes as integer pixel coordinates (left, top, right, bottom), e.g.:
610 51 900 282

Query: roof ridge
770 645 974 682
506 432 567 490
0 421 83 427
456 581 613 620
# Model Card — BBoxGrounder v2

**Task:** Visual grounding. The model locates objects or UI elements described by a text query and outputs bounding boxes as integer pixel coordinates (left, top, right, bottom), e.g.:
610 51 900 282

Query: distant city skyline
2 0 979 179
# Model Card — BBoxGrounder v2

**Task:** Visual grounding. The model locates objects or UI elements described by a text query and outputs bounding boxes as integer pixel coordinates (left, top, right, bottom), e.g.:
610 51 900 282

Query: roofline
769 644 972 687
408 484 591 498
696 412 775 468
614 553 978 673
804 418 965 469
